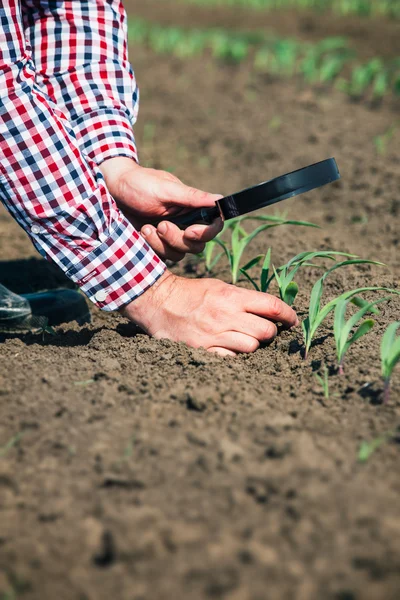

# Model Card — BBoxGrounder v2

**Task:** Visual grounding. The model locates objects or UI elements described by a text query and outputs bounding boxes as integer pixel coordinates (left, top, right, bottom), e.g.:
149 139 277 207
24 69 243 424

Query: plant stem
383 377 391 404
338 361 344 375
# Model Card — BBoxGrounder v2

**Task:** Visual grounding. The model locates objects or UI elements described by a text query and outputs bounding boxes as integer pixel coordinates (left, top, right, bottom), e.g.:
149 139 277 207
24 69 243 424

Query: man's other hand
100 157 223 262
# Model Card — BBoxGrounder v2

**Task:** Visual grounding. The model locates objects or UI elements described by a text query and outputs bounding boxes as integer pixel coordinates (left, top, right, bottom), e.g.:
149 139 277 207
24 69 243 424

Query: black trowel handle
155 205 221 230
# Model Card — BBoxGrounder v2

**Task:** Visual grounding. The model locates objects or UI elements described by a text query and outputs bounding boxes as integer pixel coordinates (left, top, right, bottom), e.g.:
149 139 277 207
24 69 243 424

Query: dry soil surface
0 9 400 600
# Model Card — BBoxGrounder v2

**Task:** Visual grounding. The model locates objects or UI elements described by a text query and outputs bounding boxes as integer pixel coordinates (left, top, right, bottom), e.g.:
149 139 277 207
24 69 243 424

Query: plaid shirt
0 1 165 311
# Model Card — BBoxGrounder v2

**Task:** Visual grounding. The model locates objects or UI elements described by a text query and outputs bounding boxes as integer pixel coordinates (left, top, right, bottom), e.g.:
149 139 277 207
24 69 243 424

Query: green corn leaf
315 37 349 53
306 281 398 358
209 251 224 271
239 268 260 291
282 220 319 228
241 255 264 272
373 71 389 98
260 248 272 292
302 317 311 354
285 250 355 271
351 296 380 315
388 338 400 374
205 240 217 271
277 251 352 304
231 221 241 252
340 297 390 351
345 318 375 353
334 295 348 354
284 281 299 306
319 56 346 83
214 238 233 269
312 285 396 342
272 264 282 289
0 432 23 458
381 322 400 378
310 259 385 328
381 321 400 363
358 437 387 463
308 276 325 330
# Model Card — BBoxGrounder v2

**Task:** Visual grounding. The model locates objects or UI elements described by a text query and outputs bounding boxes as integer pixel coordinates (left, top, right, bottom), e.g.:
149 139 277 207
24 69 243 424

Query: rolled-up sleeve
0 2 165 312
22 0 140 165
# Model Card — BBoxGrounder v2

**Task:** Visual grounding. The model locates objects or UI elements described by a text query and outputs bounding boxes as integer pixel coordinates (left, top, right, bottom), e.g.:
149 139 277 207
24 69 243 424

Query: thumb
165 180 223 209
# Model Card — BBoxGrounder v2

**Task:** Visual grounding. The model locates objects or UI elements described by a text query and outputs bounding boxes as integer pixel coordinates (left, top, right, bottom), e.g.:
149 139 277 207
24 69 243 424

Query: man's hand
100 157 223 262
121 271 299 356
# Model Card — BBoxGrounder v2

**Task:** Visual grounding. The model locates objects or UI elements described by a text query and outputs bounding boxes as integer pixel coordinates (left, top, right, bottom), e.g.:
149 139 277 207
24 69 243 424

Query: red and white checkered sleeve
22 0 139 166
0 2 165 312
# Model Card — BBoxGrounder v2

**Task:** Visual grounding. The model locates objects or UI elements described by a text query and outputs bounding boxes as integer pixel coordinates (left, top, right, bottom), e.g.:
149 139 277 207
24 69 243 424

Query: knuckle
220 283 236 300
268 296 282 320
166 228 181 248
264 321 278 340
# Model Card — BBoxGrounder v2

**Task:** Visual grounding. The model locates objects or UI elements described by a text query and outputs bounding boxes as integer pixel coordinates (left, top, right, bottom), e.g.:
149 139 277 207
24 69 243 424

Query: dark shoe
0 285 91 328
22 289 91 326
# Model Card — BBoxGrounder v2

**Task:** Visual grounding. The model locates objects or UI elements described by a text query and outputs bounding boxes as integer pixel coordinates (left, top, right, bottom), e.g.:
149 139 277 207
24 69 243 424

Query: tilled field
0 4 400 600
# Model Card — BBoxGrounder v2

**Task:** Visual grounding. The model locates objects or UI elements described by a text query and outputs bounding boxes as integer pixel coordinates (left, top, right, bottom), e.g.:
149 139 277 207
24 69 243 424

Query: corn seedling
314 363 330 399
381 321 400 404
373 120 400 156
241 250 355 304
301 257 390 358
334 296 391 374
358 430 397 463
0 432 23 458
205 215 317 282
272 250 357 306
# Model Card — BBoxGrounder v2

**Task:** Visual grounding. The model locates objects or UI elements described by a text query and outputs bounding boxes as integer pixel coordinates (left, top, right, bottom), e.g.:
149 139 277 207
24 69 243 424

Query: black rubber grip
155 206 220 230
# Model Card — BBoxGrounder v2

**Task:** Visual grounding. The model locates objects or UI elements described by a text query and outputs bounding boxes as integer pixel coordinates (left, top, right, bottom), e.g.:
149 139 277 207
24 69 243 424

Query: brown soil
1 8 400 600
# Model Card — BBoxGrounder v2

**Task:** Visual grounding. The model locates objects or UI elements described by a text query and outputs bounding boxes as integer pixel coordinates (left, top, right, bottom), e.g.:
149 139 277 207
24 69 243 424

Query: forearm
22 0 139 165
0 56 165 311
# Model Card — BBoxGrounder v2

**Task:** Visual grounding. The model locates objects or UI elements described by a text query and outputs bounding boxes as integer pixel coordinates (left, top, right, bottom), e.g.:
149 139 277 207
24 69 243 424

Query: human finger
156 221 205 254
141 225 185 262
241 290 299 328
164 180 223 209
212 332 261 354
207 347 237 357
184 217 224 243
233 314 278 342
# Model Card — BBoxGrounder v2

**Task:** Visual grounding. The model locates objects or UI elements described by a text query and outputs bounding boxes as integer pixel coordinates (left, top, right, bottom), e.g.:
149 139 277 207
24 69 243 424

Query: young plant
211 215 317 283
241 249 355 305
381 321 400 404
301 258 389 358
373 120 400 156
333 296 391 374
314 363 330 399
272 250 355 306
358 430 397 463
0 432 23 458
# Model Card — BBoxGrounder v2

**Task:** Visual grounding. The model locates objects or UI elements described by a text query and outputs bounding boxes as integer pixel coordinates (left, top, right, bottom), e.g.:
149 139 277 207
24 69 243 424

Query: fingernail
142 226 151 237
158 222 168 235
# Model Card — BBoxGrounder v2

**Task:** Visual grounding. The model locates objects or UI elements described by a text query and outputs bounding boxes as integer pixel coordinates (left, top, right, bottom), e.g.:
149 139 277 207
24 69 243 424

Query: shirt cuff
64 215 166 311
73 108 139 166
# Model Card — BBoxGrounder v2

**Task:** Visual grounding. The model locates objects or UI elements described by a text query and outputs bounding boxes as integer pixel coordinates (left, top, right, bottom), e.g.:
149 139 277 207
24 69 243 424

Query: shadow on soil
0 258 71 294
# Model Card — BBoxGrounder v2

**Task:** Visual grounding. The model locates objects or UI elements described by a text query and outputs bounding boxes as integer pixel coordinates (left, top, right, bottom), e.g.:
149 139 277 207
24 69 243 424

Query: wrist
99 156 140 200
120 270 177 331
